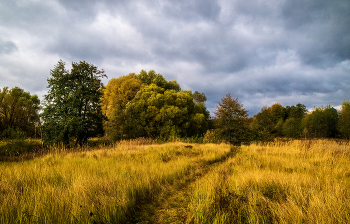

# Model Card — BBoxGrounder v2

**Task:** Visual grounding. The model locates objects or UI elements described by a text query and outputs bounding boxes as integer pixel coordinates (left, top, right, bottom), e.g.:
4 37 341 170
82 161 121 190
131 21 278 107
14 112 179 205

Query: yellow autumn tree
102 73 143 117
102 74 143 140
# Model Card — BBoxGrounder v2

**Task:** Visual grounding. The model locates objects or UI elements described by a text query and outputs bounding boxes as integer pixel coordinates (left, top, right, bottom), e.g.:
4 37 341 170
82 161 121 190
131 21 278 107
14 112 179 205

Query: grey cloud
281 0 350 67
161 0 221 21
0 39 17 54
1 0 350 117
0 0 62 31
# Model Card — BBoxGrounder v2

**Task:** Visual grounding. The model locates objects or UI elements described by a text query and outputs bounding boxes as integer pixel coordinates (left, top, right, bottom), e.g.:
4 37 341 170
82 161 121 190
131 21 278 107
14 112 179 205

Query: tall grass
186 139 350 223
0 141 230 223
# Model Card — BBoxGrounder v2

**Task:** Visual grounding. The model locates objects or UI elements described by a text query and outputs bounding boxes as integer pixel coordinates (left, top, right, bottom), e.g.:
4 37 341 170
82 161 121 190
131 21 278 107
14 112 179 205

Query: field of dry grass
1 139 349 223
0 140 231 223
186 139 350 223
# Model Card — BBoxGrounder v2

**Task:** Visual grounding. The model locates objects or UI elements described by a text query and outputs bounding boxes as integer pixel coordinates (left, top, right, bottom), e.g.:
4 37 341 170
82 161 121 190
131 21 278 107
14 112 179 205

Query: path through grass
0 141 231 223
2 139 349 223
130 146 238 223
132 139 350 224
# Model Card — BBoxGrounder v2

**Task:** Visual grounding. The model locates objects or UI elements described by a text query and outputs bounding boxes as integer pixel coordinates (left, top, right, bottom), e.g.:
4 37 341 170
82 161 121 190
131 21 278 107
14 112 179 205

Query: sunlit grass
186 139 350 223
0 141 230 223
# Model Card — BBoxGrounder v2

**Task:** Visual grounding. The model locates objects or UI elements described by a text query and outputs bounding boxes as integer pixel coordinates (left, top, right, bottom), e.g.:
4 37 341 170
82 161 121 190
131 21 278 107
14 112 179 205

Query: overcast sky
1 0 349 116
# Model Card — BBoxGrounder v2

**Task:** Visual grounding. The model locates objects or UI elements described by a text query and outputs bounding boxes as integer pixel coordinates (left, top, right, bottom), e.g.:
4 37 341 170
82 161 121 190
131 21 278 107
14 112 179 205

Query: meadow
0 139 349 223
186 139 350 223
0 140 231 223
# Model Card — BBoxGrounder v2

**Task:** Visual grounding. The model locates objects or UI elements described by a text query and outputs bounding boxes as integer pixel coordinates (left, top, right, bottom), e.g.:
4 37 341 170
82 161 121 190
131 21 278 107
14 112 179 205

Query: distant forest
1 60 350 147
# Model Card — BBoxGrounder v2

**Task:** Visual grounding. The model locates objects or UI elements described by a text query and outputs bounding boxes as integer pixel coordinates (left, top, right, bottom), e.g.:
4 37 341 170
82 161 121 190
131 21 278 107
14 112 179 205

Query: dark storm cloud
281 0 350 67
0 0 349 116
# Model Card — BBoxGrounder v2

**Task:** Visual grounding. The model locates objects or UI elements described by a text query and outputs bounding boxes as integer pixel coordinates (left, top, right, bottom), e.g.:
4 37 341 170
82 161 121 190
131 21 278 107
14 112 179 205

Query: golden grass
2 139 348 223
186 139 350 224
0 141 230 223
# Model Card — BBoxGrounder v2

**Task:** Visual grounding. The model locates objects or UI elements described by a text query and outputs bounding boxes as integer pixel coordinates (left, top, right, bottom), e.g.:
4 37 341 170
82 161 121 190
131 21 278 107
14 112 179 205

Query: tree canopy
338 101 350 139
303 106 338 138
249 103 308 141
103 70 210 141
0 87 40 139
42 60 106 147
3 60 350 146
102 73 143 117
212 93 250 145
192 91 207 104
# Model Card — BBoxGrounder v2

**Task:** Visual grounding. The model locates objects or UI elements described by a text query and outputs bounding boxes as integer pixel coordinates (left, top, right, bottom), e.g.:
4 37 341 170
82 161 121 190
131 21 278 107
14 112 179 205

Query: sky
1 0 350 116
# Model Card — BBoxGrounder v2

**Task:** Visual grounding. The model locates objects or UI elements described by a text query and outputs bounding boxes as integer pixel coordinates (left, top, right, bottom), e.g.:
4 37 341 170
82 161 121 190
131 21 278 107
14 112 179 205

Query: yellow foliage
101 73 143 117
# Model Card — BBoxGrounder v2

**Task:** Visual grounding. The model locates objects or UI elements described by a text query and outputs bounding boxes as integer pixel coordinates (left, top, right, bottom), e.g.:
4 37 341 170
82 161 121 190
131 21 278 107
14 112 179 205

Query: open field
186 139 350 223
0 139 349 223
0 141 231 223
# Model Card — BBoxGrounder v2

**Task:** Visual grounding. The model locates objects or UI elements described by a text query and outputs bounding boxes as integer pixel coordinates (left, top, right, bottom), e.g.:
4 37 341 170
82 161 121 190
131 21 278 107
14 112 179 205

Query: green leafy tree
192 91 207 104
42 60 106 147
250 107 273 142
283 118 302 138
0 87 40 139
250 103 307 140
213 93 250 145
124 84 209 140
250 103 285 141
136 70 180 91
104 70 210 141
282 103 307 138
284 103 307 121
338 101 350 139
303 106 338 138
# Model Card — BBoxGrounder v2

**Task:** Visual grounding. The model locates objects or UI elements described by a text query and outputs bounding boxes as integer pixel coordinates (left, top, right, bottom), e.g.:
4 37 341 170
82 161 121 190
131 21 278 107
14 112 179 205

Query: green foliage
285 103 307 120
213 93 250 145
274 118 284 136
283 117 302 138
104 70 210 142
125 84 209 140
1 127 27 140
42 60 106 147
0 139 42 157
250 103 307 141
281 104 307 138
303 106 338 138
338 101 350 139
192 91 207 104
0 87 40 139
136 70 181 92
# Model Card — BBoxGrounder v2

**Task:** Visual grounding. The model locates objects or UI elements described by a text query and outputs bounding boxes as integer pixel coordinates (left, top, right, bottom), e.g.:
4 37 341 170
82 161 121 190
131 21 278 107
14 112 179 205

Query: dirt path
129 147 237 224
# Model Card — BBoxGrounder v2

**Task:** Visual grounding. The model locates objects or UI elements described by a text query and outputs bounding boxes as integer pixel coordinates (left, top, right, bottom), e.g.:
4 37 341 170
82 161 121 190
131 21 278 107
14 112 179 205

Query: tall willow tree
42 60 106 147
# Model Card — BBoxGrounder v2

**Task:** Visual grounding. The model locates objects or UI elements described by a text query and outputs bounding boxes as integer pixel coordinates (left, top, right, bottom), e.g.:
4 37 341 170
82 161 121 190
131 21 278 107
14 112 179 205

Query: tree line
1 60 350 147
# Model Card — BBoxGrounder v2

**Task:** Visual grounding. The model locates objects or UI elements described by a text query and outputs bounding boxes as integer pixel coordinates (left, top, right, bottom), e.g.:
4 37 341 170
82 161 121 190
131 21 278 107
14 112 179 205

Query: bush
203 129 222 143
1 127 27 141
0 139 42 157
